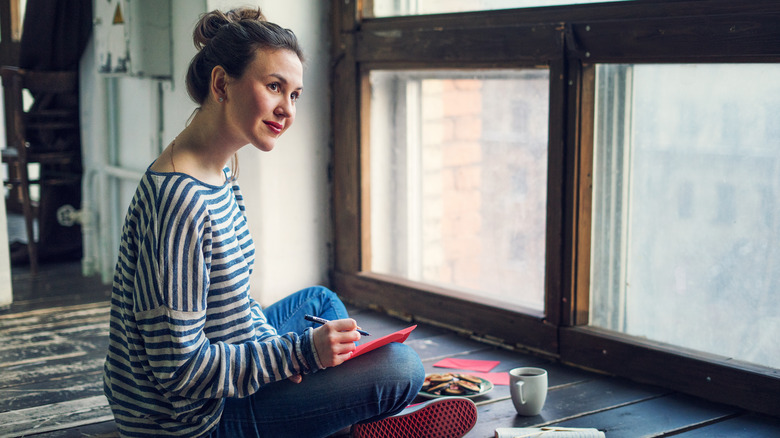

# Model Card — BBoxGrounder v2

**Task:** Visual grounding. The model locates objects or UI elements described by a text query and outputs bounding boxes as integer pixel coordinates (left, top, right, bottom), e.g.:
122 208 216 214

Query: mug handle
514 380 525 404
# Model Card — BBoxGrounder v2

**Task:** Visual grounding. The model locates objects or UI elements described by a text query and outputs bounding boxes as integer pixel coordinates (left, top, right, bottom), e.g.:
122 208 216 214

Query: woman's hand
288 374 303 384
311 318 361 368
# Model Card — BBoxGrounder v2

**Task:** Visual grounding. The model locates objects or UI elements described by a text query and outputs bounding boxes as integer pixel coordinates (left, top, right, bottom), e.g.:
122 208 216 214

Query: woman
102 7 477 438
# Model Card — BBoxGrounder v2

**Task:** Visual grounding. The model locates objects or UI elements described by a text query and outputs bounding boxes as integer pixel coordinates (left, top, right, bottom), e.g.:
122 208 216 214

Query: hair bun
225 7 266 23
192 7 267 50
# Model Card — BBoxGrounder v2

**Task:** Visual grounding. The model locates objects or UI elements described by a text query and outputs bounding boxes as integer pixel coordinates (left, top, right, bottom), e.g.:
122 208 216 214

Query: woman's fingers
311 318 363 367
329 318 362 340
288 374 303 384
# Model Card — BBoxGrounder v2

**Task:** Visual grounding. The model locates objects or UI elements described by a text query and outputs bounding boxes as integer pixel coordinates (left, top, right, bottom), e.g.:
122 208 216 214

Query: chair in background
1 66 82 274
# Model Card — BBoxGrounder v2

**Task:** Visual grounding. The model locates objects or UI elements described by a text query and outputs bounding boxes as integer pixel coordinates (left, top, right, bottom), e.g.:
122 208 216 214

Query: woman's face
224 48 303 152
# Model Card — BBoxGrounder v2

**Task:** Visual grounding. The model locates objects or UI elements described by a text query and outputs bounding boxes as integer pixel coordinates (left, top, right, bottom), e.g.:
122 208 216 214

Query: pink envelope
350 325 417 360
433 358 500 372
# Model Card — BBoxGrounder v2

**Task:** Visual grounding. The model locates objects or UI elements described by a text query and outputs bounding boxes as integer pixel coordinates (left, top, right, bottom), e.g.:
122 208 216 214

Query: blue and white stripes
104 169 321 437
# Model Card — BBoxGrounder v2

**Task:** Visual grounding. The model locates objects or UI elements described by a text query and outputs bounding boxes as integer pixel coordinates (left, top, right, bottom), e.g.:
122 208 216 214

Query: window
331 0 780 417
366 0 629 18
17 0 25 39
590 64 780 370
369 69 549 312
0 0 27 42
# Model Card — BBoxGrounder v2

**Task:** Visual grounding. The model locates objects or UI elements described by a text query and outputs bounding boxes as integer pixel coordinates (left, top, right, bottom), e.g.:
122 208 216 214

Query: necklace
169 139 176 173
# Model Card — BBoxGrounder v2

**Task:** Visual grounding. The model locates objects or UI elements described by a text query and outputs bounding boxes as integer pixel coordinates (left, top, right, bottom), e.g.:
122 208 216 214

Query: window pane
20 0 28 39
369 69 549 311
590 64 780 369
368 0 630 18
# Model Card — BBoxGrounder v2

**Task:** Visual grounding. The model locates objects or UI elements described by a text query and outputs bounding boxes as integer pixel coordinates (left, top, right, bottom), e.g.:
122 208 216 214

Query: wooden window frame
330 0 780 417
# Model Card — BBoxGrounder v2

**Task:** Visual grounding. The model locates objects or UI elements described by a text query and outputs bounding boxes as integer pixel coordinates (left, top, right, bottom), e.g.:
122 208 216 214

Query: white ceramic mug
509 367 548 416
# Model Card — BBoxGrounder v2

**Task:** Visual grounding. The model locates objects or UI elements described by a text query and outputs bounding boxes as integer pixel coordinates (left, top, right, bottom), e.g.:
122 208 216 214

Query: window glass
368 0 630 18
590 64 780 369
19 0 27 39
369 69 549 311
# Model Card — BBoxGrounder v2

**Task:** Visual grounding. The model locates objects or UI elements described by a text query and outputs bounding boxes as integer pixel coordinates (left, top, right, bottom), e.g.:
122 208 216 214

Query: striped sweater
103 169 322 437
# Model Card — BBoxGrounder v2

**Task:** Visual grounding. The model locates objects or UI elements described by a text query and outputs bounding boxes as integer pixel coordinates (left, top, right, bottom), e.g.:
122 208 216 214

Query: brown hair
185 7 304 179
185 7 304 105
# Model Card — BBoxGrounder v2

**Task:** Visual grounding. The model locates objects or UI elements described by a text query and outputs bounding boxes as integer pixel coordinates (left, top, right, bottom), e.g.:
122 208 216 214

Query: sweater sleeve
132 177 322 403
248 297 325 370
135 306 321 401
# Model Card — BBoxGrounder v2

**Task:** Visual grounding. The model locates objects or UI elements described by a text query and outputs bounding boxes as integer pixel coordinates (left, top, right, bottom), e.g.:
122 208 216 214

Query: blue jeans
209 286 425 438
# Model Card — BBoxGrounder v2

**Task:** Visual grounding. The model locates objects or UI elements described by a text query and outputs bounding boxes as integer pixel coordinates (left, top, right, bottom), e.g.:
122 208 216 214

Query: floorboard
468 377 670 437
553 393 739 437
1 263 111 314
0 371 104 413
0 396 113 438
23 421 119 438
2 262 780 437
675 413 780 437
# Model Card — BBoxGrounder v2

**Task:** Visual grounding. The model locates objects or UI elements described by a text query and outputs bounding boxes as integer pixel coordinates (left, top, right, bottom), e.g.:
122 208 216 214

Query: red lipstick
264 121 283 134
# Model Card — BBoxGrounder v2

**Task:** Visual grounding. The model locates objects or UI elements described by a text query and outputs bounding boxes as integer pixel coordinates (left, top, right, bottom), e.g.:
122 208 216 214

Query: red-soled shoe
352 396 478 438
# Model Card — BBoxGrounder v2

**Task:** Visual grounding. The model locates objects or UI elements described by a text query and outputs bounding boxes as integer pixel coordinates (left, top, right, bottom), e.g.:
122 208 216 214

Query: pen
304 314 371 336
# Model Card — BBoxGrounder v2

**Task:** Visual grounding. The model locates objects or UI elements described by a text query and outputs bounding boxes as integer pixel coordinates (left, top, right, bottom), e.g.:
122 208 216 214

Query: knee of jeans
305 286 349 320
381 343 425 386
320 286 338 301
302 285 333 298
298 285 337 305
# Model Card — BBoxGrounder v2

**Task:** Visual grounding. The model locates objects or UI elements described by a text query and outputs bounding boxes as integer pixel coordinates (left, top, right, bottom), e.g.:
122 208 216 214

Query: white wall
82 0 332 305
230 0 333 305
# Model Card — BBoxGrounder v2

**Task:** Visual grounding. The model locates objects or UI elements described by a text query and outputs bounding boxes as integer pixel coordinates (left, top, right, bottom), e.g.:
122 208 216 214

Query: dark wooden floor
1 261 779 437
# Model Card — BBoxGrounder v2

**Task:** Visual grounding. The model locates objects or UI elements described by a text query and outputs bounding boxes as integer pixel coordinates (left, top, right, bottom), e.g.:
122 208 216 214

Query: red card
433 358 500 372
349 325 417 360
469 371 510 385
